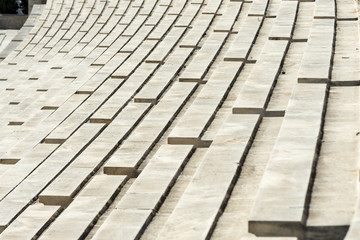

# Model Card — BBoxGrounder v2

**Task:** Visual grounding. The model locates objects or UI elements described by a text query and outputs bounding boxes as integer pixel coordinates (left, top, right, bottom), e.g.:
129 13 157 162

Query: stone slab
249 84 327 237
232 40 289 114
39 175 127 240
224 16 263 61
169 61 243 145
0 204 60 239
104 82 197 176
297 19 334 83
158 114 260 240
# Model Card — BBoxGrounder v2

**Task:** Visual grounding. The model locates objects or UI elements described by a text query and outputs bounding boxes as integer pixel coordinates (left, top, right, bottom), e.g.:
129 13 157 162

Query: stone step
249 83 327 238
179 32 227 83
202 0 222 15
92 145 193 239
248 0 269 17
0 143 58 199
112 40 158 79
174 3 201 27
158 114 260 240
0 123 104 231
268 1 298 40
213 2 242 33
104 82 197 176
224 16 263 62
297 19 335 83
39 102 150 207
134 47 193 103
337 0 358 21
331 21 360 86
266 42 306 115
146 27 187 63
167 0 187 16
120 25 155 53
345 184 360 240
210 117 284 239
39 175 127 240
44 79 121 144
0 204 60 238
0 93 88 160
314 0 335 19
91 63 158 123
92 209 153 240
168 61 243 146
147 15 178 40
292 2 314 42
180 14 215 48
306 86 359 239
232 40 289 114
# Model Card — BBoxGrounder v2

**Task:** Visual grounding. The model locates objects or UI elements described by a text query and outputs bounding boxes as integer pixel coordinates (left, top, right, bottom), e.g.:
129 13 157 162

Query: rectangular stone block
314 0 335 19
169 61 243 145
180 14 214 48
104 82 197 176
248 0 269 16
134 48 193 102
268 1 298 40
179 32 227 83
39 175 127 240
297 19 335 83
158 114 260 240
232 40 289 114
213 2 242 32
249 84 327 237
0 204 60 239
224 16 263 61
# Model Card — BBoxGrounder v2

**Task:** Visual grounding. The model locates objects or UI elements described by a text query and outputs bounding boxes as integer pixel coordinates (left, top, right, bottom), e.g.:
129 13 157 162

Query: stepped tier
0 0 359 239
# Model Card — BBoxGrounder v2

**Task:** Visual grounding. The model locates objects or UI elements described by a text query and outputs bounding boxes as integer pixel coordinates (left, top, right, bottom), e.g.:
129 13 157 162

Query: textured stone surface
0 1 358 240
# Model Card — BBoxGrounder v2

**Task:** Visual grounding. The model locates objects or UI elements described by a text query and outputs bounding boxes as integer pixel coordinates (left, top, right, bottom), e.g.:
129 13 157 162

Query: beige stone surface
224 16 263 62
266 42 305 113
91 64 157 122
331 21 360 85
39 175 127 240
337 0 358 20
93 209 153 240
135 47 193 102
45 79 118 143
213 2 242 32
248 0 269 16
169 61 243 145
39 102 150 205
211 117 283 240
297 19 334 83
174 3 200 27
94 145 193 239
180 14 214 48
346 185 360 240
292 2 314 42
249 84 327 236
307 87 359 227
0 123 103 229
232 40 288 114
268 1 298 40
158 114 260 240
314 0 335 19
146 28 186 63
0 204 60 239
105 82 196 175
179 32 227 83
0 0 358 239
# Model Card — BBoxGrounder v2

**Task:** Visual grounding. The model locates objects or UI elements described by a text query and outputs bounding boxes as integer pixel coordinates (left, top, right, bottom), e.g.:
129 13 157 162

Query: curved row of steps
0 0 359 240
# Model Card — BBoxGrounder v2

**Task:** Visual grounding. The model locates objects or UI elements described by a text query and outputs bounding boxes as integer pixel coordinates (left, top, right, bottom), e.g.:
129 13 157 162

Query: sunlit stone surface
0 0 359 240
